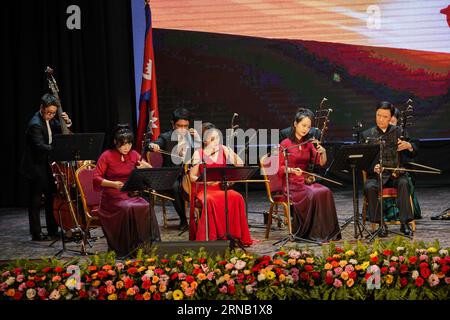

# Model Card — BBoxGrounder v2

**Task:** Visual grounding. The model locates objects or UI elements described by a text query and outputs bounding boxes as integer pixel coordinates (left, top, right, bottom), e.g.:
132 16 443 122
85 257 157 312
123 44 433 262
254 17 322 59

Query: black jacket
21 111 62 179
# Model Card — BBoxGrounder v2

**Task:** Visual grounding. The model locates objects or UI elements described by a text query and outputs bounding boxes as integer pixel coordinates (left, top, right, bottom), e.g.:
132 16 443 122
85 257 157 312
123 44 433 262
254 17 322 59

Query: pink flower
207 272 215 281
399 256 405 263
178 273 186 280
115 262 124 271
219 285 228 294
16 274 24 283
344 265 354 273
432 256 441 263
1 271 10 277
445 277 450 285
326 270 333 278
234 260 246 270
333 279 343 288
225 263 234 270
184 287 195 297
419 254 429 262
334 267 343 276
18 283 27 292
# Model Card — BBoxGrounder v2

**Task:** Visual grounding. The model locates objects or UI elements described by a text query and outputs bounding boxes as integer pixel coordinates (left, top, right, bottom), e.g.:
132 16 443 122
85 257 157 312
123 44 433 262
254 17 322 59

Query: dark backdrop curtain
2 0 136 207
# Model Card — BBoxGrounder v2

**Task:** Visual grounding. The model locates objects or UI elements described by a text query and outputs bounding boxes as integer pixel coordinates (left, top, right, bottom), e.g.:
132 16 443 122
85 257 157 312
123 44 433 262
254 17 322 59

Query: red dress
189 146 252 246
93 149 160 257
278 138 341 242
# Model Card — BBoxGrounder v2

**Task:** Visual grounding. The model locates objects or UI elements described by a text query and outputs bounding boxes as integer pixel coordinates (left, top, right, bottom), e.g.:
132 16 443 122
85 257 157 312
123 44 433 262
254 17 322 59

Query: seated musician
279 107 321 142
93 125 160 258
188 122 253 246
278 109 341 242
360 102 416 236
146 108 201 230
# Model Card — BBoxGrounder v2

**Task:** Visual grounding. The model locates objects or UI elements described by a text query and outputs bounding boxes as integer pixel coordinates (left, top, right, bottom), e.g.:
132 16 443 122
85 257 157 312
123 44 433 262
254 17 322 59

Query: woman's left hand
137 159 152 169
316 144 326 155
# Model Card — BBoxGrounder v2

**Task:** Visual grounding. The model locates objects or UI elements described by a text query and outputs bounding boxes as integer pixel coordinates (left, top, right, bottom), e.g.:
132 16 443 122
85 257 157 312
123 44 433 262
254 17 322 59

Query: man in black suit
21 93 73 241
145 108 201 230
360 101 415 236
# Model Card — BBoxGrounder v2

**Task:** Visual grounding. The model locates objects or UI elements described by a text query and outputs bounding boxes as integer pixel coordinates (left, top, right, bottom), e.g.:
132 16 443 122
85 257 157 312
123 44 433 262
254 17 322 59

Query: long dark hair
288 108 314 142
114 124 134 148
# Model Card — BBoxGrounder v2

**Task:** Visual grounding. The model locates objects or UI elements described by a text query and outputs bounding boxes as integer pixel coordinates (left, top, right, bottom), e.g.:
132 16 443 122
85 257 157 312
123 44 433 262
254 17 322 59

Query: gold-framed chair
361 170 416 231
75 163 102 246
260 153 291 239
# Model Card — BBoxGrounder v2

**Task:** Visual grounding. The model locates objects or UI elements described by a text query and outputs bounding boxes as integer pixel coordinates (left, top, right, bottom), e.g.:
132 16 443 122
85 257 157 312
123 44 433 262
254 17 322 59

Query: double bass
45 67 84 241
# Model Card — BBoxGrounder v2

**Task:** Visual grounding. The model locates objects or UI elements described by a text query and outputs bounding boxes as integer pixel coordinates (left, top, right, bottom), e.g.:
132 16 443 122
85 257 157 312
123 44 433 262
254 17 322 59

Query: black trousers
364 175 414 224
27 165 59 237
171 178 187 224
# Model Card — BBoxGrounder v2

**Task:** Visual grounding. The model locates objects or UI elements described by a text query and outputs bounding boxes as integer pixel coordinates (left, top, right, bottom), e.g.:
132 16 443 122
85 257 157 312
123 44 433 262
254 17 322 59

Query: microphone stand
273 140 321 247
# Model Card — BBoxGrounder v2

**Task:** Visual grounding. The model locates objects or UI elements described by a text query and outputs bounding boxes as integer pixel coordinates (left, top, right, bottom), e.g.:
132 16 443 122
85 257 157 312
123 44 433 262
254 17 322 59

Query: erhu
305 97 333 185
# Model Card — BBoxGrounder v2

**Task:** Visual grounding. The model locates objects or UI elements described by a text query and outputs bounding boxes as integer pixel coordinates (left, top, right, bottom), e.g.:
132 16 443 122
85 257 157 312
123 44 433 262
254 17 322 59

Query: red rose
97 271 108 279
14 268 22 275
125 278 134 289
25 281 35 288
98 286 107 297
275 251 286 256
326 257 334 262
228 285 236 295
135 294 144 300
274 268 282 276
54 266 63 273
193 268 202 276
383 250 393 256
300 272 310 281
262 255 271 261
380 267 388 274
349 272 357 280
441 265 449 273
142 280 151 290
400 265 409 274
186 275 195 283
370 256 379 263
419 262 429 269
170 273 178 280
84 275 91 282
62 273 71 278
153 292 161 300
304 265 314 272
400 277 408 287
415 277 424 287
13 291 23 300
154 268 164 275
41 267 52 273
127 267 138 275
390 261 398 267
218 260 227 266
119 291 128 300
198 258 206 264
335 247 344 253
325 276 333 285
160 259 169 264
408 256 418 264
78 290 88 299
420 268 431 279
311 272 320 279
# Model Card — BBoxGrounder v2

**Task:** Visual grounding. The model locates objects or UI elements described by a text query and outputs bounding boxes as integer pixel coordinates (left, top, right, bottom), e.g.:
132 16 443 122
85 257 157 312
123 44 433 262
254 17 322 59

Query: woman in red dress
188 123 252 246
278 110 341 242
93 125 160 257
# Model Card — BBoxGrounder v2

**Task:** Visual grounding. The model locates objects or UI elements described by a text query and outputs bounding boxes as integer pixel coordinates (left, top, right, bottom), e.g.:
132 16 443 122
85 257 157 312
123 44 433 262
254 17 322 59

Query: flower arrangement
1 238 449 300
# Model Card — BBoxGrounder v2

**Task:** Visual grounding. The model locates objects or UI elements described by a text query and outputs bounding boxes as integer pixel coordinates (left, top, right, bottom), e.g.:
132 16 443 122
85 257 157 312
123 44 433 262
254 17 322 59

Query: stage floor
1 187 449 262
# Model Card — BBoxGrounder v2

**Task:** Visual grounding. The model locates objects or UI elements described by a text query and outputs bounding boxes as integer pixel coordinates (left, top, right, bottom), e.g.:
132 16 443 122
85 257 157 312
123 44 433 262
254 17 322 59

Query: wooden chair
361 170 416 231
260 153 291 239
75 163 102 246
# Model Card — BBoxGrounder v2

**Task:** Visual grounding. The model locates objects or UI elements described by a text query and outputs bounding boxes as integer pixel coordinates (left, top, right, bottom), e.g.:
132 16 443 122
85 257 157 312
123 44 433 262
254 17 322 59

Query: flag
136 0 160 154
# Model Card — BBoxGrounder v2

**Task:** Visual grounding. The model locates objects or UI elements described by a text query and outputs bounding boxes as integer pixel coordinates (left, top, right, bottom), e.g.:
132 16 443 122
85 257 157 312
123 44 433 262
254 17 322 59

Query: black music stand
50 133 105 257
198 166 259 250
121 167 182 256
329 144 379 239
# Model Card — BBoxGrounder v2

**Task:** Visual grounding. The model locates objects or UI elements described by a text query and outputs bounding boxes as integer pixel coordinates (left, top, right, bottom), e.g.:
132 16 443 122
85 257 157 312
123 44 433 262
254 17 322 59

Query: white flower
257 273 266 282
245 285 254 294
230 257 238 264
349 259 358 265
390 256 399 262
433 263 440 271
439 249 448 256
411 270 419 280
5 277 15 286
288 250 301 259
428 274 440 287
234 260 246 270
383 259 390 266
165 291 173 300
26 288 36 299
397 247 405 252
145 269 155 277
65 293 73 300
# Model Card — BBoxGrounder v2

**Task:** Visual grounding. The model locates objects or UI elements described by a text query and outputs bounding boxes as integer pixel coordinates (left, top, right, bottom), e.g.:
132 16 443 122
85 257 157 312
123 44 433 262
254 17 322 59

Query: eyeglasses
44 111 57 116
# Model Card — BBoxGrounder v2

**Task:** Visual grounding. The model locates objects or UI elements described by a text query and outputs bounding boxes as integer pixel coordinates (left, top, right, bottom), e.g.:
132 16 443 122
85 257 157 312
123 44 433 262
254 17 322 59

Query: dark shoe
178 221 188 231
31 233 50 241
400 223 413 236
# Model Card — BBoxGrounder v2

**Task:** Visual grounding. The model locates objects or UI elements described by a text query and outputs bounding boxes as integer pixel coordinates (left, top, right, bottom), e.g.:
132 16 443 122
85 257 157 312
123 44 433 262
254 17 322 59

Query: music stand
197 166 259 249
329 144 379 239
121 167 182 257
50 132 105 257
